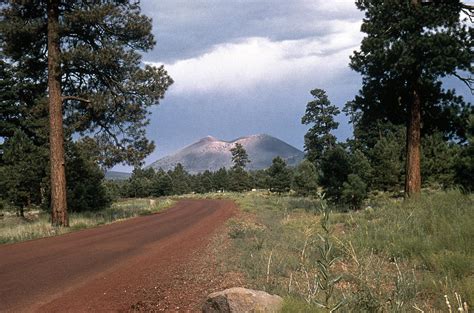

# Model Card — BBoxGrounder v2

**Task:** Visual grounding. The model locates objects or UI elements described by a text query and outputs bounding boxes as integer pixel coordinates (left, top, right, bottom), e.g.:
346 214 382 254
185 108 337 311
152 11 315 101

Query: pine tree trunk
405 86 422 197
47 0 68 226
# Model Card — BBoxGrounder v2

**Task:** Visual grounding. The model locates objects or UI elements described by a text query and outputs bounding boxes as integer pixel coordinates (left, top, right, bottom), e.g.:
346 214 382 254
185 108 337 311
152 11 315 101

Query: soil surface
0 199 237 312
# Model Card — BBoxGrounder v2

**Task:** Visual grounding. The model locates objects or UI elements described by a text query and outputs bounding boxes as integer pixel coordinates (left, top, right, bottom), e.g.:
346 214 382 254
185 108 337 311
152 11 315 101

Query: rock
202 287 283 313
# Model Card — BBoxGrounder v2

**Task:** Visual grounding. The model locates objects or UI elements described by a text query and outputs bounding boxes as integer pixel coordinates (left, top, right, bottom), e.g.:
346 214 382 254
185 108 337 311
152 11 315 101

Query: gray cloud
141 0 363 62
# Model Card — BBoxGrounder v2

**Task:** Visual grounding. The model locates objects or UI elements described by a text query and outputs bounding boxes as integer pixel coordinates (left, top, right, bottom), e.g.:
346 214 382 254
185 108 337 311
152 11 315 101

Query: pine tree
1 1 173 225
421 132 460 188
230 143 250 169
454 114 474 191
350 0 472 197
320 145 351 203
293 159 318 197
341 174 367 210
213 167 229 192
0 131 48 217
150 169 173 197
63 141 111 212
301 89 340 164
251 169 271 190
370 130 405 192
350 149 373 188
169 164 191 195
267 157 292 194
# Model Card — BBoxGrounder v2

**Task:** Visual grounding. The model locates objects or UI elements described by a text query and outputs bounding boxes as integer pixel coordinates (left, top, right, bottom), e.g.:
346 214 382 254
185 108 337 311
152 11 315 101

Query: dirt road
0 199 236 312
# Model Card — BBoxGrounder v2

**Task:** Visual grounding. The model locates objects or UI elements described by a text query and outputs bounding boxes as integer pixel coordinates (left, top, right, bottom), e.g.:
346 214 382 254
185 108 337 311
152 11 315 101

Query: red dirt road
0 200 236 312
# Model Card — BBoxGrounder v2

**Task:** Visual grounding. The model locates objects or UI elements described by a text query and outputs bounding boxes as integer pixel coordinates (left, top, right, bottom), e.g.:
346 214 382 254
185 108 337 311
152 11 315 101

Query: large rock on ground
202 287 283 313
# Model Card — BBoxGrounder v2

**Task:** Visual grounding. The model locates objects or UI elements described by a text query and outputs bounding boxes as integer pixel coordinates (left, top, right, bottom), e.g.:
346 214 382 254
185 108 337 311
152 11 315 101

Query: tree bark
47 0 68 226
405 86 422 197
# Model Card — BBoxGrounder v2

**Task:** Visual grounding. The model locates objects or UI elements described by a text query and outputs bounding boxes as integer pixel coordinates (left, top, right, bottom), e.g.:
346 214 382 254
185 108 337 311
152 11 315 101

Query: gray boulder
202 287 283 313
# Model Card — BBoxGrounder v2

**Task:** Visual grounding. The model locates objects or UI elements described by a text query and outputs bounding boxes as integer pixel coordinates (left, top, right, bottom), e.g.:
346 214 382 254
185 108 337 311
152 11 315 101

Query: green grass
339 189 474 309
214 190 473 312
0 198 175 244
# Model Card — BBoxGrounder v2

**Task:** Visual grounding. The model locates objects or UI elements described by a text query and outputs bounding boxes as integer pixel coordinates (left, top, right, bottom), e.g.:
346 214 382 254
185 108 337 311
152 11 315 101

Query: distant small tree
350 149 373 189
341 174 367 210
268 157 292 194
169 163 191 195
370 129 405 192
151 169 173 197
320 145 351 203
213 167 229 191
302 88 340 164
252 169 271 190
293 159 318 197
128 167 155 197
228 167 251 192
230 143 250 169
200 170 215 193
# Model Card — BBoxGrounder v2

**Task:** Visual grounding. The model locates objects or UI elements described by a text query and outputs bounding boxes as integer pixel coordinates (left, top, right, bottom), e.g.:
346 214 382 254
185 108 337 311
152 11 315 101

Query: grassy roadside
0 198 175 244
207 190 473 312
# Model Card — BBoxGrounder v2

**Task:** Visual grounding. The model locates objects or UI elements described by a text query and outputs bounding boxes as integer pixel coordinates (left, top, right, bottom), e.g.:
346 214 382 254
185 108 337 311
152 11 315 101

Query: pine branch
61 95 91 103
452 73 474 94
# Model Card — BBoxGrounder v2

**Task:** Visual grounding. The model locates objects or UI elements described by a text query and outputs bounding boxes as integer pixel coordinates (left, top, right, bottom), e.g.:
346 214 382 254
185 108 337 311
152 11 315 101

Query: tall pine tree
1 1 173 225
350 0 472 197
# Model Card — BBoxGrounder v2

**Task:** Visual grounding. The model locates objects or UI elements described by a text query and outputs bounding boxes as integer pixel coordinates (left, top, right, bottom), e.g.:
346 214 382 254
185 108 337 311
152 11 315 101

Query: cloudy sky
114 0 472 171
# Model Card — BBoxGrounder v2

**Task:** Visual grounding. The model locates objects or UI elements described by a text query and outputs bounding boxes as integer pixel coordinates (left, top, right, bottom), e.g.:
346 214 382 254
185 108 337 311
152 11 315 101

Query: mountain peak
199 135 218 142
148 134 304 174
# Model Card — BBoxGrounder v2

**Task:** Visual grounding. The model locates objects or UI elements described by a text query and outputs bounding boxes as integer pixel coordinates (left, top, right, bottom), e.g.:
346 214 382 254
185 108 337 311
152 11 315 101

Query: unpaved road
0 199 236 312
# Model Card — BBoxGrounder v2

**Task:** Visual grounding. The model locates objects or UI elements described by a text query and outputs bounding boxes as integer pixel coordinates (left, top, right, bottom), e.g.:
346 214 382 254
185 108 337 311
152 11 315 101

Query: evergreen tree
150 169 173 197
169 163 191 195
341 174 367 210
230 143 250 169
370 130 405 192
319 145 351 203
301 88 340 164
128 167 155 198
200 170 215 193
350 0 472 196
0 130 48 217
350 149 373 189
267 157 292 194
454 114 474 191
64 141 111 212
213 167 229 192
421 132 460 188
1 1 173 225
251 169 271 190
228 167 251 192
293 159 318 197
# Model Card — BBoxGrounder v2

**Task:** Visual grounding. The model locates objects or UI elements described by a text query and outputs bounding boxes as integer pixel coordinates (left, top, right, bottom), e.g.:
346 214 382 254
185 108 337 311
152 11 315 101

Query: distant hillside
148 134 304 174
105 171 131 180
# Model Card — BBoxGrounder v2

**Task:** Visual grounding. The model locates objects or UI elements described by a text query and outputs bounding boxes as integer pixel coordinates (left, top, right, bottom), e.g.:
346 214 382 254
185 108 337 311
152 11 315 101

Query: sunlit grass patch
0 198 175 244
